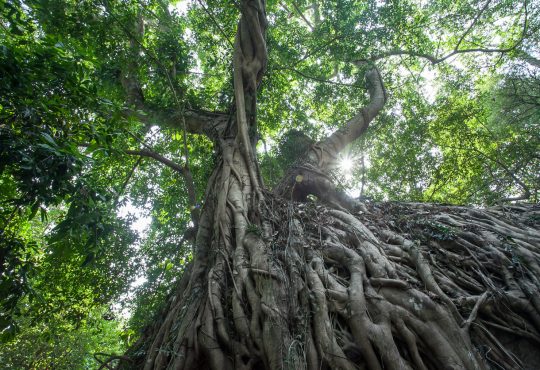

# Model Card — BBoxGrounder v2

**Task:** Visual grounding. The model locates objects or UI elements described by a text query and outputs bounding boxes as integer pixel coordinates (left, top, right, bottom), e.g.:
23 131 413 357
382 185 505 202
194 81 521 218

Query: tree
1 0 539 369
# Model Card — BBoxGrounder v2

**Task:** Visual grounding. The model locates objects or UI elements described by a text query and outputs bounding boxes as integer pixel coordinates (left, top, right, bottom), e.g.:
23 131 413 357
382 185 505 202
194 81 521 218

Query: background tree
1 0 539 369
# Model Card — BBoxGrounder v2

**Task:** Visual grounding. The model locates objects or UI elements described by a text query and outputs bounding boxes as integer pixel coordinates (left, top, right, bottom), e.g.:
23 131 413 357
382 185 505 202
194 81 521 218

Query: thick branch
123 105 228 138
163 108 229 137
274 67 385 207
105 1 229 139
309 67 386 168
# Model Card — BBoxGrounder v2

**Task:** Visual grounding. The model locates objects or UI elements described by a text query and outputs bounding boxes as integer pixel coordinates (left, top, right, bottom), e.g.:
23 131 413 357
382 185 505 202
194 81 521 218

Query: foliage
1 0 141 360
0 307 126 369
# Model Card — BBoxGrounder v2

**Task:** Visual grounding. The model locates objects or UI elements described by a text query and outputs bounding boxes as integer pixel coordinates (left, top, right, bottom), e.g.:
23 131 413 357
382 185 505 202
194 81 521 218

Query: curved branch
275 67 386 207
94 352 133 370
309 67 386 168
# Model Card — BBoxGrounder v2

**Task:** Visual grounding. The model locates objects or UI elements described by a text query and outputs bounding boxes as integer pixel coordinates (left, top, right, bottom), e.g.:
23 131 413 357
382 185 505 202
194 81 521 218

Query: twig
94 352 133 370
195 0 235 49
113 156 142 207
462 290 489 330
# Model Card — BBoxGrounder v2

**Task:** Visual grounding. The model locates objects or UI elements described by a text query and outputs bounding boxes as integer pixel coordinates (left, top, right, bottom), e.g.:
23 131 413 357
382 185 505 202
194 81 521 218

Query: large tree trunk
119 2 540 369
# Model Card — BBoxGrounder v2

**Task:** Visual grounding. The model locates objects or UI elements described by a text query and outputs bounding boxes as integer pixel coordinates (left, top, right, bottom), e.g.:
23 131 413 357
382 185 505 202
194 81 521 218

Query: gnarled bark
123 197 540 369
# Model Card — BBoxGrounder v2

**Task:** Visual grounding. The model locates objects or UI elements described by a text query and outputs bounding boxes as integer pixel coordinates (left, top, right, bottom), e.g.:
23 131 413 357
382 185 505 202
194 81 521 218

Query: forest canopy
1 0 539 368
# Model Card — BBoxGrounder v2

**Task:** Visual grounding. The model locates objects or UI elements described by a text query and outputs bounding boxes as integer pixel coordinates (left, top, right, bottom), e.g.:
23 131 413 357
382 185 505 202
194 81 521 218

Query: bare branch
125 148 200 225
125 148 185 174
454 0 493 52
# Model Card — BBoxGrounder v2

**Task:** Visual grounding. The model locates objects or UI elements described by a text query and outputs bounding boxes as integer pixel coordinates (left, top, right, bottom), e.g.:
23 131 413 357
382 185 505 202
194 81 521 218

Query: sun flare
340 157 354 172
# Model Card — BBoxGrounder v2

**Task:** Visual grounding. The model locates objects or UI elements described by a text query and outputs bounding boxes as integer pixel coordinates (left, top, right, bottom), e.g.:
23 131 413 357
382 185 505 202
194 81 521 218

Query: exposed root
123 199 540 369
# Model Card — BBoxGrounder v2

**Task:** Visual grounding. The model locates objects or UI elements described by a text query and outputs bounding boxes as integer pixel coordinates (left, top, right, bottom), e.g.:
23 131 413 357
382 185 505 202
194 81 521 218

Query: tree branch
308 66 386 169
466 148 531 202
359 45 522 65
196 0 235 49
434 142 531 203
280 1 314 31
281 66 363 87
125 148 200 225
355 0 528 65
166 108 229 137
113 156 142 207
123 105 228 139
454 0 493 52
518 51 540 68
102 0 231 139
125 149 185 173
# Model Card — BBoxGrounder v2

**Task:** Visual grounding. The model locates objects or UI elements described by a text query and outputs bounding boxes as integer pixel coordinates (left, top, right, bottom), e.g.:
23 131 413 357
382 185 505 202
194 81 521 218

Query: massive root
122 187 540 369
